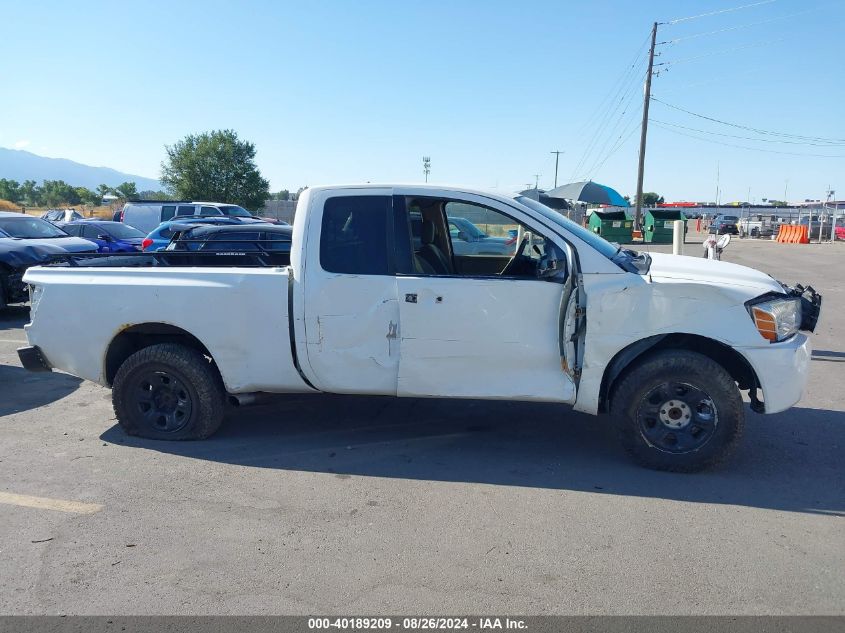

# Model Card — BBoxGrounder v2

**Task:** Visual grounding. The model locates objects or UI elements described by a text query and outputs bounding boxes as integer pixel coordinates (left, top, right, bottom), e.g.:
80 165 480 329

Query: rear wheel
610 350 744 472
112 343 225 440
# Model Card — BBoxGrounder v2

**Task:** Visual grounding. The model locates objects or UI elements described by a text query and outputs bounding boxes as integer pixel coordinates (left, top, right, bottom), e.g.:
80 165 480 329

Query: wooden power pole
634 22 658 229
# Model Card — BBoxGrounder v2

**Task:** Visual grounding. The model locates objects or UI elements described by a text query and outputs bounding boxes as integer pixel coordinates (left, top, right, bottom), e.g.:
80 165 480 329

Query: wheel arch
599 333 761 413
104 323 216 387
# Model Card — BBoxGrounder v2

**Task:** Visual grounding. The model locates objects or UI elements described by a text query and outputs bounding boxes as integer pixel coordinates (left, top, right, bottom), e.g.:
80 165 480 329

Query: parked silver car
448 216 516 256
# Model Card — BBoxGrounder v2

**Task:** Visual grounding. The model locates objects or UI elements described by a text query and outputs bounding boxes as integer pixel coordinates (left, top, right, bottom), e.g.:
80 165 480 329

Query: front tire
610 350 744 472
112 343 225 440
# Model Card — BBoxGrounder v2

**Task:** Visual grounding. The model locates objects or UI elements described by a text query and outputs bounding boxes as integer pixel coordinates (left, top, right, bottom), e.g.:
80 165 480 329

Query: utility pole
550 151 563 188
533 174 541 190
634 21 658 230
423 156 431 183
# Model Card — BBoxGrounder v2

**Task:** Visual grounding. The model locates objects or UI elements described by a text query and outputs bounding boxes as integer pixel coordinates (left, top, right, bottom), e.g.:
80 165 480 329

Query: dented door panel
395 277 576 402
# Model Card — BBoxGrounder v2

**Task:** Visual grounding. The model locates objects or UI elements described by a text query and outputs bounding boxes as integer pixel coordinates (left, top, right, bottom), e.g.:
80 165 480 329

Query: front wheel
112 343 225 440
610 350 744 472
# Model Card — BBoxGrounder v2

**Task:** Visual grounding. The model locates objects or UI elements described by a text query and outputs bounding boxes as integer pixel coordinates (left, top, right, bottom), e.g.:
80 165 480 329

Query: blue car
141 216 246 251
58 220 146 253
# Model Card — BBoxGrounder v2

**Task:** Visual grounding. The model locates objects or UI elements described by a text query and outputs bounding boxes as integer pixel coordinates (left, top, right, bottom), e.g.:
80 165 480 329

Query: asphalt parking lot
0 238 843 615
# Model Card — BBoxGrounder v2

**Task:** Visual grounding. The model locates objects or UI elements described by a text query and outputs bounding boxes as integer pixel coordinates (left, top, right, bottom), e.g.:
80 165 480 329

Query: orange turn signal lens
751 306 778 342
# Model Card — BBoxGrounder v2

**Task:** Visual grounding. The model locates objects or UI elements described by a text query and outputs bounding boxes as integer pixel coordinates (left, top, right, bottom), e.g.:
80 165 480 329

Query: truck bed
24 266 312 394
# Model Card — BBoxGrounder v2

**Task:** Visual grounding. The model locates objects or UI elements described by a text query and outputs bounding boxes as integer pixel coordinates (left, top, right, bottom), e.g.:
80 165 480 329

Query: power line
658 6 825 44
655 37 788 67
572 63 647 181
649 118 845 146
588 117 643 176
651 97 845 143
664 0 777 25
651 121 845 158
569 34 651 181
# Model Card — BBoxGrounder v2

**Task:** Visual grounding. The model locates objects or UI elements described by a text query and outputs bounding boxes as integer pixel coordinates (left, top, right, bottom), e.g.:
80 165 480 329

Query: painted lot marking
0 339 26 344
0 492 103 515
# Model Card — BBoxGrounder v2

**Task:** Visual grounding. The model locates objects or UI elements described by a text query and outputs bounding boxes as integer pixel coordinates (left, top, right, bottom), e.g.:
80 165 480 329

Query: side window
264 233 292 251
443 201 550 265
161 205 176 221
320 196 390 275
176 205 196 216
63 225 80 236
201 206 222 216
205 231 261 251
399 199 564 281
82 225 101 239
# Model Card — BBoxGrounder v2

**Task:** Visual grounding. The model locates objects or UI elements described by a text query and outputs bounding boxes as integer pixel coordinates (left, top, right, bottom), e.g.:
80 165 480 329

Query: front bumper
17 346 52 373
739 333 811 414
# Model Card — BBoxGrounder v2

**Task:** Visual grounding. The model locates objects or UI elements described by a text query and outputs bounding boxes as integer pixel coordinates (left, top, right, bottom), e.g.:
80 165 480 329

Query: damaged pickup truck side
18 185 821 471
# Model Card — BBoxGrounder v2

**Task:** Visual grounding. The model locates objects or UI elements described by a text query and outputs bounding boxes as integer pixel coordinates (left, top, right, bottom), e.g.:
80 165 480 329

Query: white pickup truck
17 185 821 471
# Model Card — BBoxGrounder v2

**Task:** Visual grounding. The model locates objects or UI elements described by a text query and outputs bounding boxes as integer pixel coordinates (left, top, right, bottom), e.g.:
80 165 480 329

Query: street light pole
550 150 563 188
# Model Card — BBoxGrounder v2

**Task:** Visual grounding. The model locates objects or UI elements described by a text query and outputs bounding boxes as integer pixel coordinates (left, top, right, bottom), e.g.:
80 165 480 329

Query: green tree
113 181 138 200
641 192 664 206
160 129 270 209
0 179 21 202
75 187 101 206
137 190 172 200
20 180 40 206
41 180 80 207
96 184 114 199
272 189 290 201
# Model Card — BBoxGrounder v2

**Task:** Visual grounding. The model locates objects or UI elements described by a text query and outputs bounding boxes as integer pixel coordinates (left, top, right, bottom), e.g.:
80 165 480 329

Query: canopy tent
545 181 629 207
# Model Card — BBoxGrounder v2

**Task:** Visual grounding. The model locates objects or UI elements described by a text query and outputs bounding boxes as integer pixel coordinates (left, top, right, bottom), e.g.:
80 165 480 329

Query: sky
2 0 843 203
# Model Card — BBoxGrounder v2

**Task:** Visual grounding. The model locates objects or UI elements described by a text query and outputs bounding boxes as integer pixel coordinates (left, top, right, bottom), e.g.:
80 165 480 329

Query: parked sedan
0 212 97 254
59 220 146 253
709 215 740 235
141 217 247 251
448 216 516 256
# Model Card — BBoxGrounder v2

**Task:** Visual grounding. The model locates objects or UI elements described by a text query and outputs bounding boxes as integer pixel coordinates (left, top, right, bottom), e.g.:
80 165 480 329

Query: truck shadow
100 394 845 516
0 364 82 416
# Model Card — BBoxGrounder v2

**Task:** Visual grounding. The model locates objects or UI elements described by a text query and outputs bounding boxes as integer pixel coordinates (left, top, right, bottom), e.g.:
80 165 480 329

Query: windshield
514 196 620 259
218 205 253 218
0 217 69 239
101 223 144 239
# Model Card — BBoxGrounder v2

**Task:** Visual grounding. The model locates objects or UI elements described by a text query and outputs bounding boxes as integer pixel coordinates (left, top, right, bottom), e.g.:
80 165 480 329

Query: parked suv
120 201 267 234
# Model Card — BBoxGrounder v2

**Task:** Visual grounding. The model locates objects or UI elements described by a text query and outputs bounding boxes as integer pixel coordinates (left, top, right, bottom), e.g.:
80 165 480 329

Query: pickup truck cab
18 185 821 471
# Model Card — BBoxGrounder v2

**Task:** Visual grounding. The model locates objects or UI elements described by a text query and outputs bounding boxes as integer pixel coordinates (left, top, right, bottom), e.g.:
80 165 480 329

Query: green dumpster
644 209 687 243
587 209 633 242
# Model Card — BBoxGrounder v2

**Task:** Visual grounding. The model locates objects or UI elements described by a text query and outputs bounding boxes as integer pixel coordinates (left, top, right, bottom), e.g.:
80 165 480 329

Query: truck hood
3 236 98 253
0 239 58 269
646 252 783 295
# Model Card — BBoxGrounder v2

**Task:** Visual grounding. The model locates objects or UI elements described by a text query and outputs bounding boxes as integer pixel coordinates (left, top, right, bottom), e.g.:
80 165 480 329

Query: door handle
405 293 417 303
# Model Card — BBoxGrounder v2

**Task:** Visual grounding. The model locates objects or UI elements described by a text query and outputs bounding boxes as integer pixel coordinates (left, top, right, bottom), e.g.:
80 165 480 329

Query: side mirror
457 231 469 241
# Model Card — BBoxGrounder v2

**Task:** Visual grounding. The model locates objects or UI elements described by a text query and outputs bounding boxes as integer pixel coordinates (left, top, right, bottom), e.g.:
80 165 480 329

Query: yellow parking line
0 339 27 344
0 491 103 515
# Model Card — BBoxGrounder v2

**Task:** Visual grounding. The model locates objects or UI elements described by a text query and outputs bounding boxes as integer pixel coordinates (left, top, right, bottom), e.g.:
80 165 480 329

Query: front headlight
747 296 801 343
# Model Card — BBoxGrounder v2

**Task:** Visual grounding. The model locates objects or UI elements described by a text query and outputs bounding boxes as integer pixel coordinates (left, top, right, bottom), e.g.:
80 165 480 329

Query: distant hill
0 147 162 191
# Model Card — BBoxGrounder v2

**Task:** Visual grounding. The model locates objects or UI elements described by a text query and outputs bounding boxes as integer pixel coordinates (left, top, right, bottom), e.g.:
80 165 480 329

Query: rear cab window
320 196 390 275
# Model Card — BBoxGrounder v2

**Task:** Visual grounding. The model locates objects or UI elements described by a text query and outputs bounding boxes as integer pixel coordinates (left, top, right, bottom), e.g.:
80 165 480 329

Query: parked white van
120 201 264 234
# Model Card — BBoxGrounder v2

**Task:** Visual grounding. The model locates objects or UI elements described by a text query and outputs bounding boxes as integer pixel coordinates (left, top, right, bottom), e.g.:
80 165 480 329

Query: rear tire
610 350 744 472
112 343 225 440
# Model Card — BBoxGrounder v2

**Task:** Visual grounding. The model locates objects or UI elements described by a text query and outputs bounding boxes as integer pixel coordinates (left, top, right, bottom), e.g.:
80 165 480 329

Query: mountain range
0 147 162 191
